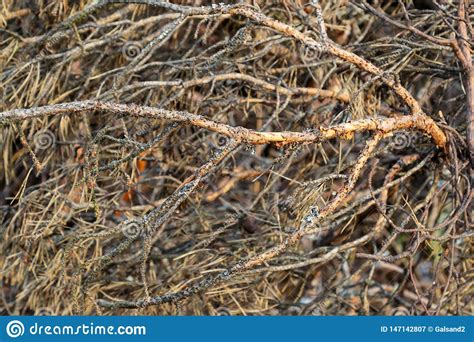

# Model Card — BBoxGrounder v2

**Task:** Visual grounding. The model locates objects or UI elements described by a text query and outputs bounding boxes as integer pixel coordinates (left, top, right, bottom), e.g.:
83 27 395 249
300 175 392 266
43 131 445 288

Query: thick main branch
1 101 446 148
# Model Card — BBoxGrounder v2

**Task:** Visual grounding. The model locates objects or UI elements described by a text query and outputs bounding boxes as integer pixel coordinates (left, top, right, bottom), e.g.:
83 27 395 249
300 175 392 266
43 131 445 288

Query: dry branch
0 0 471 316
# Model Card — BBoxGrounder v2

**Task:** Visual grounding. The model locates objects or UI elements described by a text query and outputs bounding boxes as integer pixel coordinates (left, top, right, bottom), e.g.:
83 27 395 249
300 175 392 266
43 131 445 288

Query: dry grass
0 0 472 315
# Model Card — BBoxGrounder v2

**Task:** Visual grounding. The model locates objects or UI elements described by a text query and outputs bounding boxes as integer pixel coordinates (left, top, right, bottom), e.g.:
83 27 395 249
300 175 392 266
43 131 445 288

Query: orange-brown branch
1 101 446 148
